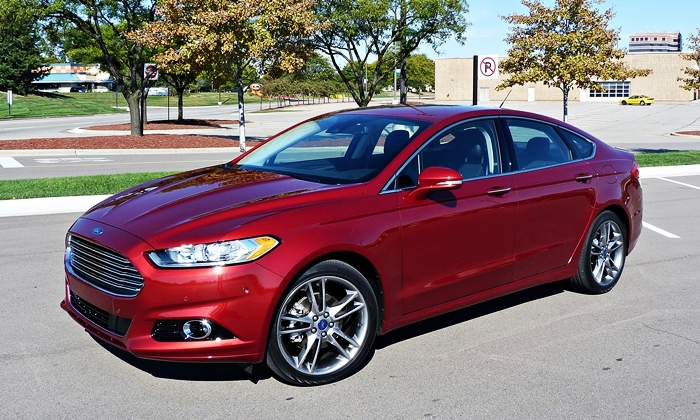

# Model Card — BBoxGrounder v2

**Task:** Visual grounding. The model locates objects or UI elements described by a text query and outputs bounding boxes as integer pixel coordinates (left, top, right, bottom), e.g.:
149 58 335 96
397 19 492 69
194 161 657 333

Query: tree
0 0 50 95
132 0 319 152
44 0 159 136
497 0 651 122
314 0 469 107
405 54 435 93
679 29 700 95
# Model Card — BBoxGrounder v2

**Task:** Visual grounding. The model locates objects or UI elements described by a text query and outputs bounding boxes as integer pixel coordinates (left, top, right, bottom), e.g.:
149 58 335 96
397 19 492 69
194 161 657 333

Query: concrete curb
2 147 241 157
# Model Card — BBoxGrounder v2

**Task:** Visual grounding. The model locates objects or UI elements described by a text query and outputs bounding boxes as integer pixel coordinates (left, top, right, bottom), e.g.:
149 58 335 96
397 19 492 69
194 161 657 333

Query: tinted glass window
558 129 595 159
505 119 573 170
392 119 501 189
237 114 430 184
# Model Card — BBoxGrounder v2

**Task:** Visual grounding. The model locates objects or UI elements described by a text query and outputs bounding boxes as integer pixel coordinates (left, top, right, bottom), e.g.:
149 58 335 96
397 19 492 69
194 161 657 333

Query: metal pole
473 55 478 106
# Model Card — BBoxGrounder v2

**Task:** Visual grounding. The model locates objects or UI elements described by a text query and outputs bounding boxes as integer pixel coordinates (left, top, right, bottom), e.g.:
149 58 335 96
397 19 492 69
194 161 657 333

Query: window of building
589 81 631 98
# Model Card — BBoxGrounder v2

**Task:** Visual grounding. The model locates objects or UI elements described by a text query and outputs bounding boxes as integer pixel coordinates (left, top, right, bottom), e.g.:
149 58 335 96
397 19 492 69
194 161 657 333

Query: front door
394 119 517 314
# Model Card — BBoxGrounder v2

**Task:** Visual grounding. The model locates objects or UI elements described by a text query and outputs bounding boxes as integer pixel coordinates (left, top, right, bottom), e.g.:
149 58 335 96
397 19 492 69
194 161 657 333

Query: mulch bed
0 134 261 150
676 131 700 136
86 119 237 131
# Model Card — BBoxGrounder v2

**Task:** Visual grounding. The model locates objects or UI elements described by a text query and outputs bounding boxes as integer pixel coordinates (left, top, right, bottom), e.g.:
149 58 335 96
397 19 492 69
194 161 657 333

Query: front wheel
640 100 646 106
266 260 378 386
569 211 627 294
621 100 627 105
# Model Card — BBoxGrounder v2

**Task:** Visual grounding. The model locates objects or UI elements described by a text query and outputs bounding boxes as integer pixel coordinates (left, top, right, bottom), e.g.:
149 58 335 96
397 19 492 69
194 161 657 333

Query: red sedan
62 105 643 385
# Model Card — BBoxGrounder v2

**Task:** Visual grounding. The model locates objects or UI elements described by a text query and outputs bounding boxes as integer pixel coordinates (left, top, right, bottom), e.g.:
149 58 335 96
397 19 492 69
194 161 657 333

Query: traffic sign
478 55 499 80
144 63 159 80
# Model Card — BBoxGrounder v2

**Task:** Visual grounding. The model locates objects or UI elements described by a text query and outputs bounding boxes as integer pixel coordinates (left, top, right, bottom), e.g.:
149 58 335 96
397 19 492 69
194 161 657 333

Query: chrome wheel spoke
326 333 351 360
331 326 360 349
305 282 320 315
295 334 319 371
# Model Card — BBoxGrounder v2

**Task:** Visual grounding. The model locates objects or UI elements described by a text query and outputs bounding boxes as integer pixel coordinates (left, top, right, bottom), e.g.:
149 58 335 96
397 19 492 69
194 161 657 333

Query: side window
391 119 501 190
558 129 595 159
505 119 573 170
420 120 501 179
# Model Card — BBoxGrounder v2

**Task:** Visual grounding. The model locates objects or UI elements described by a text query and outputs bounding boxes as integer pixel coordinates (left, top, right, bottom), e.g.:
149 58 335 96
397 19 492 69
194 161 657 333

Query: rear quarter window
558 129 595 159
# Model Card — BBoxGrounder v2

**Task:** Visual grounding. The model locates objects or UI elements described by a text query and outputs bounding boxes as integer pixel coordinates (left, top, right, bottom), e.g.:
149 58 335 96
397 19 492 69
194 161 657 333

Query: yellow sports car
620 95 654 105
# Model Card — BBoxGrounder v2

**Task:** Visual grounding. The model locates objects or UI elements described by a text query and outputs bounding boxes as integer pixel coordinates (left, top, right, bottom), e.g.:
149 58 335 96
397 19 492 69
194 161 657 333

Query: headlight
147 236 279 268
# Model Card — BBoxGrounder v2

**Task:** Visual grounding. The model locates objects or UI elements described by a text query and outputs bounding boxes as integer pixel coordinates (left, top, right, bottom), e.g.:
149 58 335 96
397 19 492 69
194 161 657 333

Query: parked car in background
620 95 654 105
69 86 87 93
61 105 643 386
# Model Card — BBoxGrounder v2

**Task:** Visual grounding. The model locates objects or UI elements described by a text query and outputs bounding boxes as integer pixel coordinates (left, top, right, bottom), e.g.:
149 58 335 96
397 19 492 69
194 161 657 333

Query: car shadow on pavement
89 281 567 384
375 281 567 350
91 336 273 383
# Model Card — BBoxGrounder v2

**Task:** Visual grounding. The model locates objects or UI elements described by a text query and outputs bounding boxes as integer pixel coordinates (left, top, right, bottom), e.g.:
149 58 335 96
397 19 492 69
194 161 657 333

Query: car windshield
235 114 431 184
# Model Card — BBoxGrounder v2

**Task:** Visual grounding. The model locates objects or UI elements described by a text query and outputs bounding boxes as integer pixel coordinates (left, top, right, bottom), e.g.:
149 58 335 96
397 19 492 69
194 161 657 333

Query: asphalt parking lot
1 101 700 418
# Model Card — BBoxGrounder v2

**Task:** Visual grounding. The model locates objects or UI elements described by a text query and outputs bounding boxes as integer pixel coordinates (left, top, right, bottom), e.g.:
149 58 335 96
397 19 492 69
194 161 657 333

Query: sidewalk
2 164 699 218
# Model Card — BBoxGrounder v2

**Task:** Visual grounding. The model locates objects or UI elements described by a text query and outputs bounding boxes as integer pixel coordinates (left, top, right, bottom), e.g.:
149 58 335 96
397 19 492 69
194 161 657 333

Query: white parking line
643 222 680 239
657 177 700 191
0 157 24 168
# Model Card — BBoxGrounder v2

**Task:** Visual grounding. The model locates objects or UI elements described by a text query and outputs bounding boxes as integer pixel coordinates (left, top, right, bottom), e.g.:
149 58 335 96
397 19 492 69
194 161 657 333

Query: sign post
474 55 499 105
7 89 12 117
393 69 400 105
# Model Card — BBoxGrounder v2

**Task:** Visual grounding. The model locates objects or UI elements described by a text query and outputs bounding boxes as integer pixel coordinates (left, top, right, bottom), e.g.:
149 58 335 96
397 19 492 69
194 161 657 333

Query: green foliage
636 151 700 167
315 0 469 107
678 29 700 92
44 0 161 135
0 172 175 200
0 0 50 94
498 0 651 120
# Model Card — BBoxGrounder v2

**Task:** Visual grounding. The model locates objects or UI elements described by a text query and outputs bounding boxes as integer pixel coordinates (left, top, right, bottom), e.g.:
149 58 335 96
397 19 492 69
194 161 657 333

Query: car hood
79 166 344 247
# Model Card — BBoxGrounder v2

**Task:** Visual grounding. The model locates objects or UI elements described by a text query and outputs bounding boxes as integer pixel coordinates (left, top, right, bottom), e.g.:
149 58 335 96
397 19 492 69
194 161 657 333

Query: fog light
183 320 212 340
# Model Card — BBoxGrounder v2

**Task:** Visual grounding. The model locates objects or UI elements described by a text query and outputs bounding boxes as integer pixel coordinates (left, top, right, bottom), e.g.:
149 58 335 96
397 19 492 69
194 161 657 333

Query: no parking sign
478 55 499 80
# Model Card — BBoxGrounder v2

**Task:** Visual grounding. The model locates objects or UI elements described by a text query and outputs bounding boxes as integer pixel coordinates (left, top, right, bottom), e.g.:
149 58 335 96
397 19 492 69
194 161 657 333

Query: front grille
70 291 132 336
68 235 144 297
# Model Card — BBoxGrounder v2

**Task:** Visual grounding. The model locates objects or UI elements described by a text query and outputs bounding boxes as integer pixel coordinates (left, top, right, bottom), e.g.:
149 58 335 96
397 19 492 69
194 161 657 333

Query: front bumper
61 218 283 363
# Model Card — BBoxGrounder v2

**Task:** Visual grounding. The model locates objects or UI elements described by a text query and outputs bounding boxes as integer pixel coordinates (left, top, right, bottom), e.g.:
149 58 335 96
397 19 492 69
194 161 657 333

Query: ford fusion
62 105 642 385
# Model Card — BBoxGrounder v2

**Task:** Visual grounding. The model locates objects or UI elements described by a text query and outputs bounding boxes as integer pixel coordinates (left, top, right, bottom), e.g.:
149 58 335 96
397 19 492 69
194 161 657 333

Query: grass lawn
0 91 265 119
0 172 176 200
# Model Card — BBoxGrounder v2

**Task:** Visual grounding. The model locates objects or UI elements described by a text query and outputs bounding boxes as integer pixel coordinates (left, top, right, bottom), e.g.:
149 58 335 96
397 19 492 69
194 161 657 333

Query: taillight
631 161 640 179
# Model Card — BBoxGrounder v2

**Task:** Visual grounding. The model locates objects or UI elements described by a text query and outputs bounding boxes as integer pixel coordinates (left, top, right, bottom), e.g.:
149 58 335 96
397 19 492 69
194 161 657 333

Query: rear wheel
266 260 378 386
569 211 627 294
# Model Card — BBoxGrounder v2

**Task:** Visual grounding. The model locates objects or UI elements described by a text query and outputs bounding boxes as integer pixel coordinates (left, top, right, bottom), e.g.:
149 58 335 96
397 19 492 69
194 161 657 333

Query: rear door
503 118 597 281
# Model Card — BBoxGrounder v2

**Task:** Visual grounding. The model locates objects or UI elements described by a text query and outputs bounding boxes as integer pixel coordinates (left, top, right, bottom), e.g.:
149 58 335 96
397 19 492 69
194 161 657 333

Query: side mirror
408 166 463 200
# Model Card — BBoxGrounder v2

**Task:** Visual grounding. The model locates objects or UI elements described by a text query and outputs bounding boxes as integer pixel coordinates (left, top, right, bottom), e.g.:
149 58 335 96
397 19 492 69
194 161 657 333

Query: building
32 63 113 93
435 53 698 103
629 31 681 53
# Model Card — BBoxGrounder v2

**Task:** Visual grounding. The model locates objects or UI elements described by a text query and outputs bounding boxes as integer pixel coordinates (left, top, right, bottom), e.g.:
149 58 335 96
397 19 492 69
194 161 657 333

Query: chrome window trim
499 116 597 174
381 117 504 194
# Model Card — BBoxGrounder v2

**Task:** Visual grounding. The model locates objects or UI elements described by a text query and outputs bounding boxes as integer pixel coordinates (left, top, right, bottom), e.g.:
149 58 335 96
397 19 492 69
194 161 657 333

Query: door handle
487 187 512 196
575 173 594 183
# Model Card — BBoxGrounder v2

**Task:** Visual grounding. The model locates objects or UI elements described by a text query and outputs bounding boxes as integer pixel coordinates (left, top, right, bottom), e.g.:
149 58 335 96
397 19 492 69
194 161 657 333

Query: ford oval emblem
92 227 104 235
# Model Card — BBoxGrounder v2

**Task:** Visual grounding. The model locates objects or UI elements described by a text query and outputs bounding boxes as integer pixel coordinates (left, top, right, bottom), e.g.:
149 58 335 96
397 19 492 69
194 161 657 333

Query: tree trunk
399 57 408 105
126 91 143 136
562 85 570 123
236 72 246 153
177 87 185 121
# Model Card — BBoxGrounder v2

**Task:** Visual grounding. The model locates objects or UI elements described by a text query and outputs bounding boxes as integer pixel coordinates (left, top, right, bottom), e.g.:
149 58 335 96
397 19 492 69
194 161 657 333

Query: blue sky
418 0 700 58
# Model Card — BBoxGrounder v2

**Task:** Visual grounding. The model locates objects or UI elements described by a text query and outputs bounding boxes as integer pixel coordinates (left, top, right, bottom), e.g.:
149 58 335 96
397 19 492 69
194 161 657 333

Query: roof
33 73 82 84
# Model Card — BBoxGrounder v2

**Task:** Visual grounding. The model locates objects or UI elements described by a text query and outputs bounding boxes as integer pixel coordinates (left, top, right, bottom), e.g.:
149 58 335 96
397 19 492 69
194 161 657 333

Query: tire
569 211 627 294
621 100 627 105
266 260 378 385
640 101 646 106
